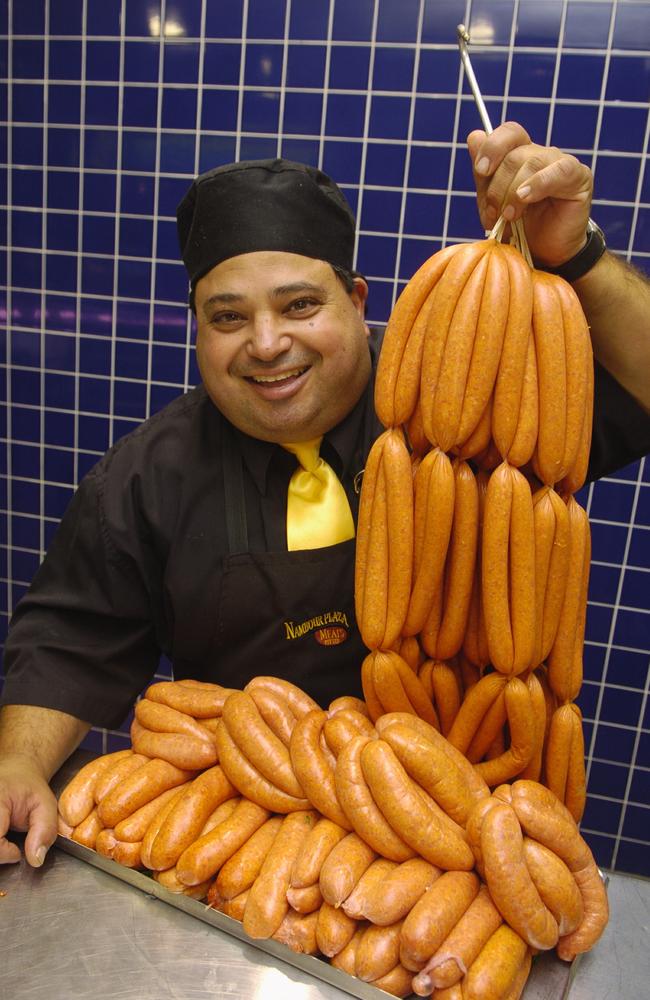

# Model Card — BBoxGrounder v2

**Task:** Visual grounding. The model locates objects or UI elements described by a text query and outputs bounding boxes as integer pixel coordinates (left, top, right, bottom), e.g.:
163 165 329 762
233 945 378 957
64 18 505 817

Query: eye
287 297 320 315
211 310 245 328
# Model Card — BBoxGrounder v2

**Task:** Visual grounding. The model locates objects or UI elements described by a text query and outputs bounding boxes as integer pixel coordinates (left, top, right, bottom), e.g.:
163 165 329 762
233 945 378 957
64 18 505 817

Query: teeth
251 368 306 384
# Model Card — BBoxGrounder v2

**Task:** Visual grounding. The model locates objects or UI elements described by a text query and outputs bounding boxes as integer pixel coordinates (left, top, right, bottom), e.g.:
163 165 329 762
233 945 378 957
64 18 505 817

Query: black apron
201 411 378 707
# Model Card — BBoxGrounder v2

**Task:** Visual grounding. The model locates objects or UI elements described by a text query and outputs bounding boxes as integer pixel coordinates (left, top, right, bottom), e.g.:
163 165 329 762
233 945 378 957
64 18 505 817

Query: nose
246 312 292 360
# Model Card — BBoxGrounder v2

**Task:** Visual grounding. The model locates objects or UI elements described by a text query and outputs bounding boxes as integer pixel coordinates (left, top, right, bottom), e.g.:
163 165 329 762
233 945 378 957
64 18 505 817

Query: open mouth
246 366 309 386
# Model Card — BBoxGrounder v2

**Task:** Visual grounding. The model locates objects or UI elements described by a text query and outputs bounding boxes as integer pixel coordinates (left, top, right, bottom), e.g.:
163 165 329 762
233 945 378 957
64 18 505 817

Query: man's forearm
0 704 90 781
574 251 650 414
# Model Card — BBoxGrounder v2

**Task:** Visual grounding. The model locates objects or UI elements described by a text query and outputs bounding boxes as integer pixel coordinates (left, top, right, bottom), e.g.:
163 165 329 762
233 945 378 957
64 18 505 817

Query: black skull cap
176 158 357 302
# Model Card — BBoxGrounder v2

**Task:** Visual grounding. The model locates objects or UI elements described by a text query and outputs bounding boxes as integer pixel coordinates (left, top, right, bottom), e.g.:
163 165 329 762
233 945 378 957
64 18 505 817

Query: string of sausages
57 675 608 999
359 232 594 823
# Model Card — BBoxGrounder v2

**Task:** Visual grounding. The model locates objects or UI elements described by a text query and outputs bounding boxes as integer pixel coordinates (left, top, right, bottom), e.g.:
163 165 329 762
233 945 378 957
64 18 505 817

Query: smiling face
193 251 372 443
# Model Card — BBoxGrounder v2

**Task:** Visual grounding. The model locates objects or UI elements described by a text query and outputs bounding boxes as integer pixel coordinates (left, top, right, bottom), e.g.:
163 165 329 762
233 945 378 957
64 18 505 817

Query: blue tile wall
1 0 649 876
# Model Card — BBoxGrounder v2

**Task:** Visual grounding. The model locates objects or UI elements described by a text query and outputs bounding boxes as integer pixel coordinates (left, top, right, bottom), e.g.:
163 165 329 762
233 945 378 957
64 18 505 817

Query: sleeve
587 361 650 482
1 455 163 730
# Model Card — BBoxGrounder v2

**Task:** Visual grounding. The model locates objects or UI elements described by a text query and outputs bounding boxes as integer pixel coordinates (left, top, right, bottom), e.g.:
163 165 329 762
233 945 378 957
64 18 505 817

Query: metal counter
2 840 648 1000
2 751 648 999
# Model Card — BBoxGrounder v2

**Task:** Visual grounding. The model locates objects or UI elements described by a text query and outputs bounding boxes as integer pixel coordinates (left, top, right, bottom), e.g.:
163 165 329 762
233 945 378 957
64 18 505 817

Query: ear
350 276 369 328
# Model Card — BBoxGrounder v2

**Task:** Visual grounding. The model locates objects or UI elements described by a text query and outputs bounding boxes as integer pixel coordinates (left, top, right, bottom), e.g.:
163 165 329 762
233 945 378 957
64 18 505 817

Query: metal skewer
456 23 493 135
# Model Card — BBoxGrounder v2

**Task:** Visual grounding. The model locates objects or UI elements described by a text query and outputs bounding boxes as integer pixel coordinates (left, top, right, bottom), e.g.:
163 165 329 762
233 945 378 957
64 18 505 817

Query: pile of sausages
58 675 608 1000
358 236 594 823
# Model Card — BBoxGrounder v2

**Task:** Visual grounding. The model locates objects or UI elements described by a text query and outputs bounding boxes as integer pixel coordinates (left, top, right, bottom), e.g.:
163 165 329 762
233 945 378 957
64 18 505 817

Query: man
1 123 649 870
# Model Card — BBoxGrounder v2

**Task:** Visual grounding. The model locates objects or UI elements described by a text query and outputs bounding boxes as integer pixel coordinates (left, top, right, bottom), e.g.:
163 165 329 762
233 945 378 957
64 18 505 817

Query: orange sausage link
458 244 510 444
176 798 271 887
555 277 591 481
285 882 323 916
427 660 460 736
382 428 415 648
214 816 283 900
400 869 480 970
434 460 480 661
519 671 547 782
474 677 536 786
555 859 609 961
482 462 515 672
214 719 311 813
509 467 536 674
360 858 440 926
359 442 390 649
355 920 404 983
492 242 534 459
93 752 150 805
290 817 348 889
481 800 559 950
71 807 104 850
375 711 489 806
379 721 474 827
114 783 192 843
58 749 132 827
288 709 351 827
330 925 367 975
360 739 474 871
447 672 508 757
322 709 375 757
532 271 567 485
144 680 233 718
430 252 490 452
315 901 359 958
354 430 387 634
523 837 584 936
506 329 539 467
222 690 304 799
243 810 319 939
421 242 492 446
272 908 321 954
413 883 502 992
97 758 196 829
244 686 297 746
375 243 464 428
148 765 237 871
334 733 416 863
243 676 320 718
546 497 590 702
463 924 529 1000
319 832 378 909
342 858 399 919
134 698 217 745
140 783 191 869
465 689 507 764
130 720 218 770
403 447 455 637
360 650 386 723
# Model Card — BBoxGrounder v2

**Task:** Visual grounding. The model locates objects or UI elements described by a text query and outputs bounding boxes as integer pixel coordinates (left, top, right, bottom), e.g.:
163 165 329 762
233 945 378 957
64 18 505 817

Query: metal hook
456 23 494 135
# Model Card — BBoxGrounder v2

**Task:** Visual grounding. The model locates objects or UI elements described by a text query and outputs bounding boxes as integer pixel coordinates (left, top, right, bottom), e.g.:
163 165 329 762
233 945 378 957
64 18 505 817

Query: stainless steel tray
53 751 580 1000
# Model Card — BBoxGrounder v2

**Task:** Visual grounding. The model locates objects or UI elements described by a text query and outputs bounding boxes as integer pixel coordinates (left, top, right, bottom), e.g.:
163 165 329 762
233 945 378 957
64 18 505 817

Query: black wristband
539 220 607 283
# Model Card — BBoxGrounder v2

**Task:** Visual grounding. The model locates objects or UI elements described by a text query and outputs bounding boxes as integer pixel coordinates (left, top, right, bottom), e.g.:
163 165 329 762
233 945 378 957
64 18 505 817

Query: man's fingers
469 121 532 177
0 802 22 863
513 156 593 208
23 790 59 867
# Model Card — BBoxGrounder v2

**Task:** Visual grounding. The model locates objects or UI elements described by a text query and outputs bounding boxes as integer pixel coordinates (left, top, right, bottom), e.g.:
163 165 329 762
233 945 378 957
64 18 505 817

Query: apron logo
284 611 350 645
314 626 348 646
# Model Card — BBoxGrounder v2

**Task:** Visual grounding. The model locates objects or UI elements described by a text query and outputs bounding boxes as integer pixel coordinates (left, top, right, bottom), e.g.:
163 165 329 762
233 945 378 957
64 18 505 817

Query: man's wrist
537 220 607 283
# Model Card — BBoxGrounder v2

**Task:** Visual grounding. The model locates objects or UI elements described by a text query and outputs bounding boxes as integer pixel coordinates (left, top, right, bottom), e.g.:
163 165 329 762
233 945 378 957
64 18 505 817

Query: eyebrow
201 281 326 318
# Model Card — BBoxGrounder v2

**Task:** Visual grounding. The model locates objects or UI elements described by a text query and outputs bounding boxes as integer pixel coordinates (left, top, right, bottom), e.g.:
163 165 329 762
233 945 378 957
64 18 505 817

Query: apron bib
168 407 379 707
210 423 368 706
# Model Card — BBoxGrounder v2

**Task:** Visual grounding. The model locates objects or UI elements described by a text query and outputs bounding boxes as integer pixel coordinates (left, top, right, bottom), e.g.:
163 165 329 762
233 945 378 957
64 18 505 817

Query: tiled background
1 0 649 876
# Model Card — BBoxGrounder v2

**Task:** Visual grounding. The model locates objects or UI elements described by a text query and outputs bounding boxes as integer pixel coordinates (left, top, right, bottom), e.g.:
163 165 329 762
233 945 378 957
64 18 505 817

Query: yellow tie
283 437 355 551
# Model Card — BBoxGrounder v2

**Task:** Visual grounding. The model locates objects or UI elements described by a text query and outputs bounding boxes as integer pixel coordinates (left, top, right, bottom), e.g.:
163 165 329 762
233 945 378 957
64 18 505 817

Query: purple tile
613 2 650 51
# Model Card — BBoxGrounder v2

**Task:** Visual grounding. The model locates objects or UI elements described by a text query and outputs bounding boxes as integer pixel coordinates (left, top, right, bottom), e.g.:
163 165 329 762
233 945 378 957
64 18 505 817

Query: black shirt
2 341 649 728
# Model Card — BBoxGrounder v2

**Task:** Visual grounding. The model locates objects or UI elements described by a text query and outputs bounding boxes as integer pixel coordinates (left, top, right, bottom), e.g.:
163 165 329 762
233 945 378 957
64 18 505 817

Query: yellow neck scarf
283 437 355 550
